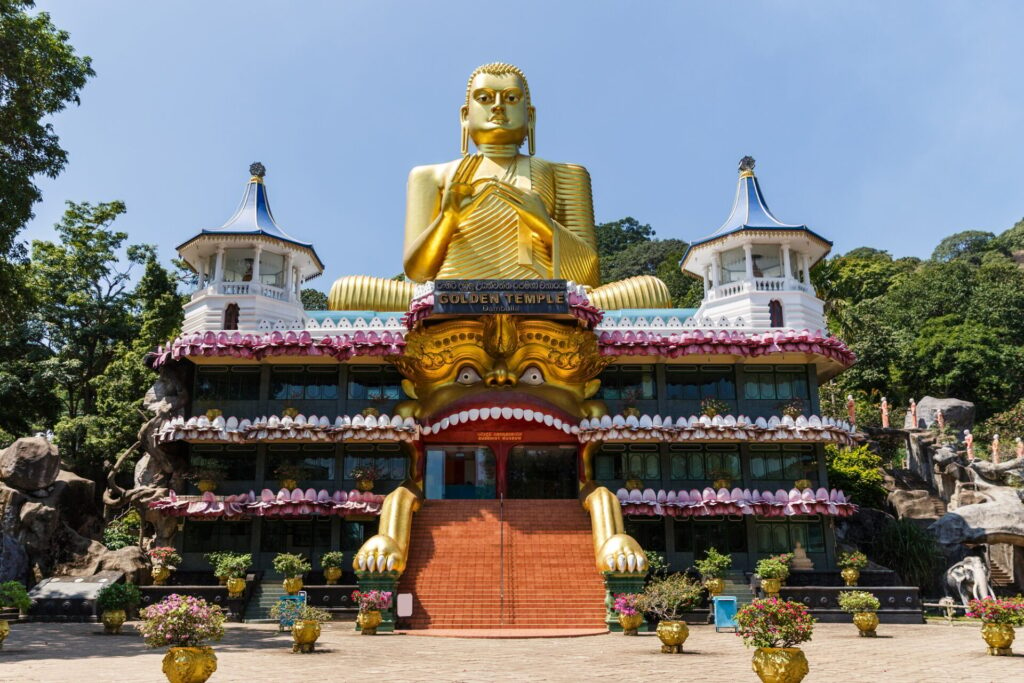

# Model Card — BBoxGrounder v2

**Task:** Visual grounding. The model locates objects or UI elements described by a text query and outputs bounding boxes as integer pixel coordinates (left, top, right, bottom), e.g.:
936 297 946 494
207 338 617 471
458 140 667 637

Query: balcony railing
190 282 291 301
709 277 812 300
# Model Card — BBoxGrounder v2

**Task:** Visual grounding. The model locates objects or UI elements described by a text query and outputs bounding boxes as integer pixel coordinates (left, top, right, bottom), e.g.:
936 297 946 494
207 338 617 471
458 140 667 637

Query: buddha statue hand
583 485 648 575
353 484 421 575
598 533 648 575
354 533 406 574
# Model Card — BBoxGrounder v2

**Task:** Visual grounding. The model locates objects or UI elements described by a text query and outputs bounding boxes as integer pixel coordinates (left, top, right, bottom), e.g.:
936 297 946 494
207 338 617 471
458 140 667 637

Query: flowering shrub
637 574 703 621
269 601 332 623
771 553 795 568
837 551 868 570
139 594 225 648
701 397 730 417
755 558 788 580
735 598 816 649
967 597 1024 625
148 547 182 567
97 582 142 612
351 589 392 612
694 547 732 579
612 593 641 616
837 590 880 613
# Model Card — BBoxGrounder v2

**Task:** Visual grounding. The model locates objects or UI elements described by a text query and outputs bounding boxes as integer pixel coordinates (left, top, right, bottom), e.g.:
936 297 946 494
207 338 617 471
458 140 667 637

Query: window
260 519 332 553
343 444 406 481
624 519 666 552
347 365 405 401
769 300 784 327
750 245 782 278
194 366 261 401
597 365 656 401
674 519 747 554
749 445 817 481
224 303 240 330
190 446 257 480
222 248 254 282
755 518 825 554
271 366 340 401
341 520 379 551
182 520 252 553
260 251 285 288
668 445 741 481
665 365 736 401
593 444 660 481
266 444 337 481
741 366 809 401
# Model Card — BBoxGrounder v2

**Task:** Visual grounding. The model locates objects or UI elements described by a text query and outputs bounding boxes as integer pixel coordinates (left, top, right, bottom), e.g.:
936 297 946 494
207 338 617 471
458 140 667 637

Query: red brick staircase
398 499 608 629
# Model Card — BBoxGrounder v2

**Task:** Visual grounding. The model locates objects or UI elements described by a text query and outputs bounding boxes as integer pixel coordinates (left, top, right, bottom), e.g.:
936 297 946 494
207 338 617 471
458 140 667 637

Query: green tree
595 216 655 264
930 230 995 262
825 444 887 509
300 288 328 310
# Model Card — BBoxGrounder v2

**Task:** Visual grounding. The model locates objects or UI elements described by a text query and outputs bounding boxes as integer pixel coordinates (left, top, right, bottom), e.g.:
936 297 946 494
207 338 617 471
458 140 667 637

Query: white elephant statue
945 555 994 606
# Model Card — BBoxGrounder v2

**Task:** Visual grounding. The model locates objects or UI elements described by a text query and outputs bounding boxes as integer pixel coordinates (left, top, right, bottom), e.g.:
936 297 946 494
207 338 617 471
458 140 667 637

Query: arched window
768 299 784 328
224 303 240 330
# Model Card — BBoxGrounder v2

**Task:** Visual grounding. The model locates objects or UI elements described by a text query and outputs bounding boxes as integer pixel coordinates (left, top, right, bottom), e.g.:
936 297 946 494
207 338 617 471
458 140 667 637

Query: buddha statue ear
527 106 536 156
460 105 470 157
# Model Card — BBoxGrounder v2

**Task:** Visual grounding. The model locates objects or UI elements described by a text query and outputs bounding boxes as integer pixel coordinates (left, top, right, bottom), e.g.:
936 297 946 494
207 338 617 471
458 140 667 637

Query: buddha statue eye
475 92 493 104
519 366 545 386
455 366 482 385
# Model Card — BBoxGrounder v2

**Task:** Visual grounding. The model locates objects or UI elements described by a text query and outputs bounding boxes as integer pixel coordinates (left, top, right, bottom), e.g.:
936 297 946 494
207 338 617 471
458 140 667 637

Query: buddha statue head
393 315 608 421
461 62 535 156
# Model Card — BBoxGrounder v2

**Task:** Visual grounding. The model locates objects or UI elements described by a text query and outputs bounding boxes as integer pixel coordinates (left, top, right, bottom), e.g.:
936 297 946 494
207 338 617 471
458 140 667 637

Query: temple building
144 63 861 630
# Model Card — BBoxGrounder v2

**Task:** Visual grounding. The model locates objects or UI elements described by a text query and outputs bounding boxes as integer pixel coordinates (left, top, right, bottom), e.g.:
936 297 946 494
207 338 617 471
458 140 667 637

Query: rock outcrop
0 436 60 491
912 396 975 431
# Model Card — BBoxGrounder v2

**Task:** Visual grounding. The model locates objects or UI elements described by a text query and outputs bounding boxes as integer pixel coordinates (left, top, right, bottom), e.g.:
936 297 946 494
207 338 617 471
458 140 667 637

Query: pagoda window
223 303 240 330
674 518 748 555
194 366 261 401
596 365 656 401
594 443 660 481
343 444 406 482
260 519 332 553
754 517 825 554
182 519 252 553
624 518 667 552
720 247 747 283
769 299 784 327
265 444 337 482
741 365 809 401
189 445 257 483
665 365 736 401
271 366 340 401
341 519 379 552
668 444 740 481
222 248 254 282
259 250 285 288
748 445 817 482
749 245 783 278
346 365 405 401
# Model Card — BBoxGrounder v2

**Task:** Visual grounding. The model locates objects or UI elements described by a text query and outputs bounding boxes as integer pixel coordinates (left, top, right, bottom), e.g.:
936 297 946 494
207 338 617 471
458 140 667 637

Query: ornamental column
801 253 810 284
252 245 262 290
284 252 294 301
710 251 721 288
214 247 225 285
702 266 710 296
743 243 754 280
782 244 792 283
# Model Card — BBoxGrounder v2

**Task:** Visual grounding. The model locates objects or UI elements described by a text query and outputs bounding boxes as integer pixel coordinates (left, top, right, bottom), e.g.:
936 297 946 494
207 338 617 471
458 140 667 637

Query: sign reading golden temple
432 279 568 315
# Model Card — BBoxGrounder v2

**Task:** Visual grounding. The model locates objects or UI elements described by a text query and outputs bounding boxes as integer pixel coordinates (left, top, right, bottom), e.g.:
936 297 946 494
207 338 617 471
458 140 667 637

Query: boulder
929 482 1024 549
913 397 974 431
0 437 60 491
889 489 944 521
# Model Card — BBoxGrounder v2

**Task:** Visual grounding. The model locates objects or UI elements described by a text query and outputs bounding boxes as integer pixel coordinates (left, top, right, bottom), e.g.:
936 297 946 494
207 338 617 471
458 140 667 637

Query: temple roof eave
175 232 325 280
679 226 833 276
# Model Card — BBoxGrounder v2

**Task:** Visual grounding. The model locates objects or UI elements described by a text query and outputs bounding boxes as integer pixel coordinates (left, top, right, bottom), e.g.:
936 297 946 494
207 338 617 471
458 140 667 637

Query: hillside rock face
912 397 975 431
1 437 60 491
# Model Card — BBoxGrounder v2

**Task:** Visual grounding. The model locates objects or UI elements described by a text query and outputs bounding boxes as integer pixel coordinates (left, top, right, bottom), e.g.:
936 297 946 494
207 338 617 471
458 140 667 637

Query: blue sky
25 1 1024 288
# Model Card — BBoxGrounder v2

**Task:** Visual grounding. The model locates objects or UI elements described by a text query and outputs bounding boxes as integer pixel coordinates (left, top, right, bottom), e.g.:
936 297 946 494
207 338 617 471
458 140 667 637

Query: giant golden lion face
392 315 608 421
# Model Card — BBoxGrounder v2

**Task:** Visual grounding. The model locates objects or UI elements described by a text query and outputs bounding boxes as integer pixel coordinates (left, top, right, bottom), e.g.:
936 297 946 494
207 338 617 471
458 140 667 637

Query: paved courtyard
0 620 1019 682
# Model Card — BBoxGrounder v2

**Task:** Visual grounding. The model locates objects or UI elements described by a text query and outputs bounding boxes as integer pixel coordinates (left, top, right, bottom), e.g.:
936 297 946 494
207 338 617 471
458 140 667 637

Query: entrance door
507 445 578 499
424 446 497 499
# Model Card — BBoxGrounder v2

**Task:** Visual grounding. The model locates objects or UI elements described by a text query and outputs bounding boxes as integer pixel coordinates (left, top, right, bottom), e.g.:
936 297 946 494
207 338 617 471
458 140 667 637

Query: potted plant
149 547 182 586
694 547 732 596
269 601 332 653
351 589 392 635
709 468 733 490
0 581 32 650
701 397 730 418
779 398 805 419
320 551 346 585
755 558 788 597
736 598 815 683
350 464 383 492
186 456 227 493
274 462 306 490
139 594 225 683
771 553 794 584
612 593 644 635
837 550 868 586
273 553 311 595
794 478 813 490
204 551 229 584
637 573 702 653
96 582 142 635
220 553 252 598
967 596 1024 656
838 590 881 637
624 470 644 491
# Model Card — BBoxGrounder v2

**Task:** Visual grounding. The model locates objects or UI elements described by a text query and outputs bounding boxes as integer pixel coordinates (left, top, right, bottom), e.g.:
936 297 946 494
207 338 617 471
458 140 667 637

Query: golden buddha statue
329 62 670 311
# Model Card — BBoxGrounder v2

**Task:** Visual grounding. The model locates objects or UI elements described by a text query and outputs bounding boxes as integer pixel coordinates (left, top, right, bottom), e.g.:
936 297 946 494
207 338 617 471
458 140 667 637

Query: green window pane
759 375 775 400
670 454 687 480
806 521 825 553
724 453 741 479
750 456 766 479
595 454 615 480
690 453 705 479
645 454 660 479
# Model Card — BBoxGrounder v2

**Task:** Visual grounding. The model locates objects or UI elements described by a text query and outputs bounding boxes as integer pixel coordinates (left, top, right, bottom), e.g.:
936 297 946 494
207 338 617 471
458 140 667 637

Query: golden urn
752 647 809 683
356 479 374 492
291 620 321 653
853 611 878 637
618 613 643 635
282 577 303 595
794 479 813 490
196 479 217 493
981 622 1015 656
0 619 10 650
655 620 689 653
357 609 383 635
162 646 217 683
841 568 860 586
761 578 782 597
152 565 172 586
713 478 732 491
624 477 644 492
226 578 246 599
705 577 725 597
101 609 126 635
324 567 343 585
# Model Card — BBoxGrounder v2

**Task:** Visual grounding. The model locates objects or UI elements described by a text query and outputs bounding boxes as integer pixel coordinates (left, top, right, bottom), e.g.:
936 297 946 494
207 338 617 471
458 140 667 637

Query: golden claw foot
599 533 648 574
354 534 406 573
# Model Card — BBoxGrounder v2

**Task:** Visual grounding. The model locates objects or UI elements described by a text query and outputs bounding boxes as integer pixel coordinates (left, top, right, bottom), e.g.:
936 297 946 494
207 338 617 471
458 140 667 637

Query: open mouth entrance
424 444 578 500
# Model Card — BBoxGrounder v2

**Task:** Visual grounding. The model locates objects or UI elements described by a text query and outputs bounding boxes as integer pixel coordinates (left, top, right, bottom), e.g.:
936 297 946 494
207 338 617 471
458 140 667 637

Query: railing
499 492 505 627
220 282 251 296
190 281 292 301
708 277 812 300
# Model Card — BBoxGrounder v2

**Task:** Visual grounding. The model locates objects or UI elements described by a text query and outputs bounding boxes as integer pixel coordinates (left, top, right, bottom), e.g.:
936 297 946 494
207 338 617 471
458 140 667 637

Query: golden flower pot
197 479 217 493
162 646 217 683
618 613 643 635
357 609 382 635
101 609 126 635
226 577 246 599
280 479 298 491
761 578 781 597
752 647 809 683
841 568 860 586
152 565 172 586
624 478 644 492
794 479 813 490
705 577 725 597
291 620 321 653
655 620 689 653
324 567 343 585
713 478 732 491
981 622 1015 656
0 619 9 650
356 479 374 492
853 611 879 637
282 577 303 595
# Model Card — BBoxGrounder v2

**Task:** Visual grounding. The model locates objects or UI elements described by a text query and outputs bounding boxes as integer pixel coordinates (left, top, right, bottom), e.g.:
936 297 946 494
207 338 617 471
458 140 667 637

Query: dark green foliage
595 217 700 307
103 509 141 550
0 581 32 611
825 444 887 510
870 519 943 594
595 217 655 262
96 582 141 611
931 230 995 262
300 288 328 310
